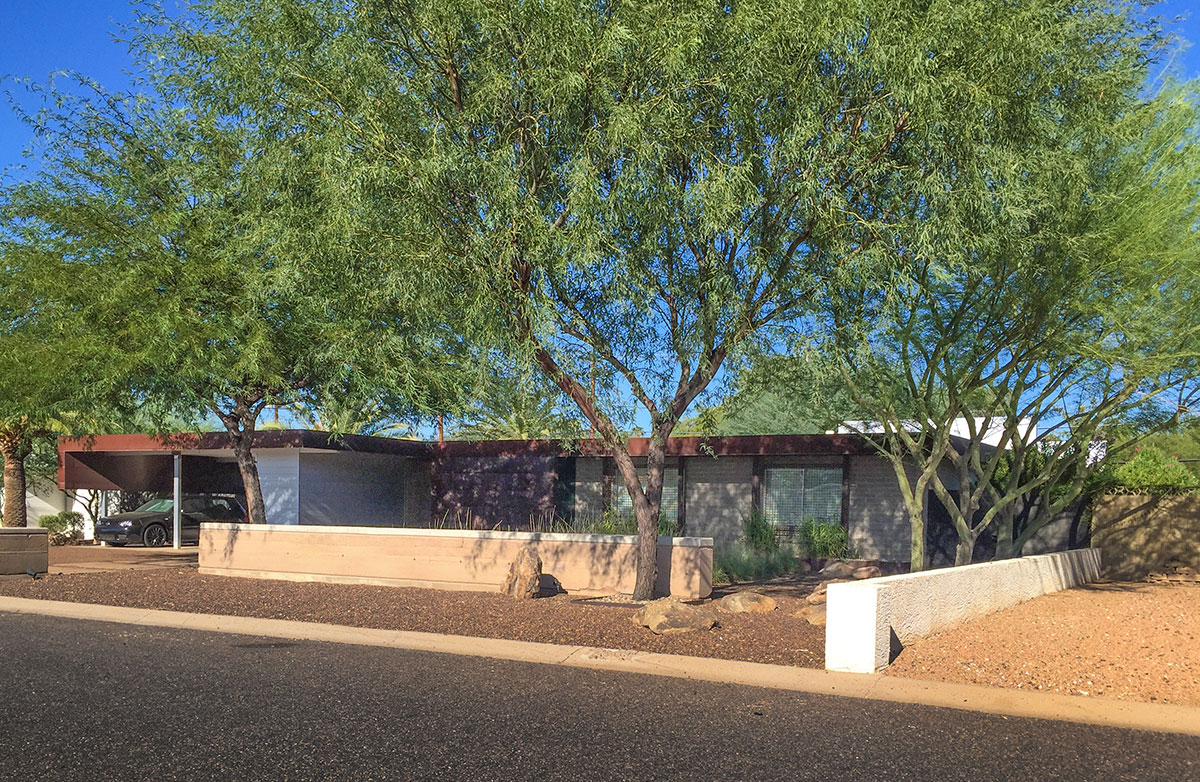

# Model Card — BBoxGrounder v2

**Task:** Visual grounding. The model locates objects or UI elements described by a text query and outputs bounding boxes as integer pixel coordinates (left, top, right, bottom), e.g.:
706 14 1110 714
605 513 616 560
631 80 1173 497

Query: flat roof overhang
58 430 432 490
59 429 885 490
429 433 881 458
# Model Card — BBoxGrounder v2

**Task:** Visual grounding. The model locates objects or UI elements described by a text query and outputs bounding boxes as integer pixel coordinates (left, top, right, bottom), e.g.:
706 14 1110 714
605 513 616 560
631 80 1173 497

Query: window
763 467 842 526
613 467 679 523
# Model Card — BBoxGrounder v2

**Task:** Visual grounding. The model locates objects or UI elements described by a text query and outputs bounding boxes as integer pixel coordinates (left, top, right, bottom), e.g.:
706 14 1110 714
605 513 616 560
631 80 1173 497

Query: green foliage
798 519 851 560
741 511 778 553
1098 446 1199 493
452 372 586 441
140 0 1183 594
289 396 416 438
528 511 678 537
714 544 797 584
37 511 85 545
710 511 797 583
1139 418 1200 479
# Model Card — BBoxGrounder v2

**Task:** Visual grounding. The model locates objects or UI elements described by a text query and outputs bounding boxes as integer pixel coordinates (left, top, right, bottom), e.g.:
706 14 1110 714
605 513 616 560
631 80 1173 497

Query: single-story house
56 430 1072 565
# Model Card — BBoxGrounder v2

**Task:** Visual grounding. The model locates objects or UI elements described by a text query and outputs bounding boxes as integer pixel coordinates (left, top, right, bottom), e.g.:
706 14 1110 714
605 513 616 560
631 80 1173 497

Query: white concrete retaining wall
825 548 1102 674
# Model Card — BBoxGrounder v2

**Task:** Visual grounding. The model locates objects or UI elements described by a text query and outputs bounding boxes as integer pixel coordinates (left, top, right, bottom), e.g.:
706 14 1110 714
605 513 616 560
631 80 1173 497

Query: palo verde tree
155 0 1176 595
822 83 1200 567
0 180 136 527
6 59 469 523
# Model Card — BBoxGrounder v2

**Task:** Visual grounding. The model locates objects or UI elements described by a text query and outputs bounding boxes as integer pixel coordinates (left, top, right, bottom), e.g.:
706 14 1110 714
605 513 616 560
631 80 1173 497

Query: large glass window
763 467 842 526
613 467 679 523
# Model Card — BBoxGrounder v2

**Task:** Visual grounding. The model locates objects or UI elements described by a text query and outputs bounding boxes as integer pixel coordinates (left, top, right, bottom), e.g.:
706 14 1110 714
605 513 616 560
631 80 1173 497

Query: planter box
0 528 49 576
825 548 1102 673
199 523 713 598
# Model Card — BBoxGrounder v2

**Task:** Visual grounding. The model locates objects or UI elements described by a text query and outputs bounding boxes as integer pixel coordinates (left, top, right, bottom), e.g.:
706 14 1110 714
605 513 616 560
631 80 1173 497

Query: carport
58 431 434 546
60 433 249 549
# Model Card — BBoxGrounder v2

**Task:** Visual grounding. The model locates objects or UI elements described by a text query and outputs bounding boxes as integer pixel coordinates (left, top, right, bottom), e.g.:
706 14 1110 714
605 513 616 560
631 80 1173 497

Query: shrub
798 518 851 560
38 511 85 545
1102 446 1199 493
529 511 679 537
742 510 777 552
714 541 796 583
711 512 797 583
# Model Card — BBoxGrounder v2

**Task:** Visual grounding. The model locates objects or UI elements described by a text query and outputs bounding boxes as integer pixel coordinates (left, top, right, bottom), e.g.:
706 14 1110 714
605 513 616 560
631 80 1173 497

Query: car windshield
134 499 174 513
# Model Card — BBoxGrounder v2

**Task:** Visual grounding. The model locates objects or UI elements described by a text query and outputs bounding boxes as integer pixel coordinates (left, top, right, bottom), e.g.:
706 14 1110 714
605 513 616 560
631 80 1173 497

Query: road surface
1 613 1195 780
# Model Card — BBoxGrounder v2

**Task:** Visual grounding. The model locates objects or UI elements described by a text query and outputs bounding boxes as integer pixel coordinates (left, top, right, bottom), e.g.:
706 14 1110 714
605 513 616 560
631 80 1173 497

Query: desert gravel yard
886 582 1200 707
0 568 826 668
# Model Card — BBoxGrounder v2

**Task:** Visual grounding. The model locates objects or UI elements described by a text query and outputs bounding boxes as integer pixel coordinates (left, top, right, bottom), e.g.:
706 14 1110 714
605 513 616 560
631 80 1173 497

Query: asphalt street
1 612 1196 781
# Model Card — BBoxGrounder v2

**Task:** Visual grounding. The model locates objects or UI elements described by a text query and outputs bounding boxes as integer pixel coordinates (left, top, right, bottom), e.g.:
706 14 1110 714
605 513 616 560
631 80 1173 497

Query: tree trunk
908 506 926 572
954 534 976 566
993 508 1014 560
231 431 267 525
0 435 33 528
611 443 661 601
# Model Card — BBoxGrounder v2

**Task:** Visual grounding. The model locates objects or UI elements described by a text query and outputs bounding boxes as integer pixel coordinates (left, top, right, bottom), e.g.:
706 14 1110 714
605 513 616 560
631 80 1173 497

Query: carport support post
172 452 182 550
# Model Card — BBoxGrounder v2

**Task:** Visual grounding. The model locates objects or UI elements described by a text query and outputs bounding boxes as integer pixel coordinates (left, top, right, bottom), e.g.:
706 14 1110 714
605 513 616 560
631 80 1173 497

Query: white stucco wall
20 480 101 540
825 548 1102 673
256 449 300 525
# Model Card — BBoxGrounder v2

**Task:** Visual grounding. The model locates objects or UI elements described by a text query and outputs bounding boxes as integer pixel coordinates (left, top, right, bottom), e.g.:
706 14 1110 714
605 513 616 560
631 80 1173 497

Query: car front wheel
142 524 168 548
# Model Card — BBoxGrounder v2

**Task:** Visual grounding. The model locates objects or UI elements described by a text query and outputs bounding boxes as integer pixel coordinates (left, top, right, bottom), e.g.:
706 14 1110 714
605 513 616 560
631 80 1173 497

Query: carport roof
59 429 431 457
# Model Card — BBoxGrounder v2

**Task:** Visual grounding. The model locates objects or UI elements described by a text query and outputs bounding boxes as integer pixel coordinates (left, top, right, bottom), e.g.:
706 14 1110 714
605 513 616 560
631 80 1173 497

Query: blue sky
2 0 1198 173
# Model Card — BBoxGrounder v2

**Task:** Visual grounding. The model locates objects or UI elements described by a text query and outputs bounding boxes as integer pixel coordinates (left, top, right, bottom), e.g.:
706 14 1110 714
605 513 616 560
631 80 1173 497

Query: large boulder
819 561 857 579
852 565 882 580
500 545 542 599
715 591 777 614
795 604 827 626
631 598 718 635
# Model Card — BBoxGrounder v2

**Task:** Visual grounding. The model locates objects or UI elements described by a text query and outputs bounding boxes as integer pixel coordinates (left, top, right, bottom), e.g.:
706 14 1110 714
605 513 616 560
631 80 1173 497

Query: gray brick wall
847 456 921 562
573 457 604 519
684 456 753 546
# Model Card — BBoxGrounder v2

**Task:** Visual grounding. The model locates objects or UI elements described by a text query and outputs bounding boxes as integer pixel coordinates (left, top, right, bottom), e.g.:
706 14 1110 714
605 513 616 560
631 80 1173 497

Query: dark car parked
95 496 246 547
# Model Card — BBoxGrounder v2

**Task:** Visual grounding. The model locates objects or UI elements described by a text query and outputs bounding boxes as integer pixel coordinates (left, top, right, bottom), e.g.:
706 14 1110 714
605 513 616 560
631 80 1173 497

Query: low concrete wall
825 548 1101 674
199 524 713 599
1091 494 1199 580
0 528 48 575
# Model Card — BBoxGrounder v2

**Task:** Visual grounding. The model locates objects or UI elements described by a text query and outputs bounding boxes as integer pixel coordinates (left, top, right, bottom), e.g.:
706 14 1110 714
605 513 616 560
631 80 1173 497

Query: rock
794 560 814 575
804 590 827 605
715 592 777 614
819 561 857 579
852 566 882 580
500 545 542 599
795 604 827 626
812 578 851 595
631 598 718 635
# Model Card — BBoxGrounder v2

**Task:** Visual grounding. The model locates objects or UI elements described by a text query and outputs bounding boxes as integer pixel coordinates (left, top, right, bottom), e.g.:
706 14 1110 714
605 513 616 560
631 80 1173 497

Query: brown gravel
886 582 1200 706
0 568 825 668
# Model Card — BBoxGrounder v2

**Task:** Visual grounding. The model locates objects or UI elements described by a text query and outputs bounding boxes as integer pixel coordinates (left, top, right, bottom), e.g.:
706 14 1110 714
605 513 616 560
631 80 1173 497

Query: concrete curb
3 595 1198 737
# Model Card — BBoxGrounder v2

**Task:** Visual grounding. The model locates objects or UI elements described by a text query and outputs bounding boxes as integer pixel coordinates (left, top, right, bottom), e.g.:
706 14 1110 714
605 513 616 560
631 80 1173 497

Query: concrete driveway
47 544 197 574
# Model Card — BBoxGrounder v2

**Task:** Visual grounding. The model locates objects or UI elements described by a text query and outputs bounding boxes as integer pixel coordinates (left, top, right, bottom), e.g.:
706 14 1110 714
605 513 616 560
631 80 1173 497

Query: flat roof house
58 430 1070 566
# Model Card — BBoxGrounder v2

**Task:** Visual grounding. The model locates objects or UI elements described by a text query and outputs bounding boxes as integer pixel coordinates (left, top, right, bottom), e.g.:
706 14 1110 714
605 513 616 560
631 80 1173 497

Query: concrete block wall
573 458 604 519
847 456 919 562
684 456 753 546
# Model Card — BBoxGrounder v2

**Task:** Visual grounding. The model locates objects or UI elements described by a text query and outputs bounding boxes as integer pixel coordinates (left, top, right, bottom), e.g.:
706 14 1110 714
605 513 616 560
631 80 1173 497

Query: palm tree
289 397 416 438
453 390 584 441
